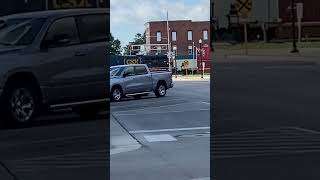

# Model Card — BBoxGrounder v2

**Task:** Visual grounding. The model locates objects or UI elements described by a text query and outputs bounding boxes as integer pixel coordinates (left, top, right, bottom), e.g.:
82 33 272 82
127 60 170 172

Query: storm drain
212 127 320 159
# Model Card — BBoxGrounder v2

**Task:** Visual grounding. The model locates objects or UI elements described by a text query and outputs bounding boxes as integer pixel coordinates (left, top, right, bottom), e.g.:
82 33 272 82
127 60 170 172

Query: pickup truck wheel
155 83 166 97
111 87 122 102
2 84 39 126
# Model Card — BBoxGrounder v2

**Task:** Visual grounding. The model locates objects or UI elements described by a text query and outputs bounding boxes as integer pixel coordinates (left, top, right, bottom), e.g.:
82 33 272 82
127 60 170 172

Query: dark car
0 8 109 126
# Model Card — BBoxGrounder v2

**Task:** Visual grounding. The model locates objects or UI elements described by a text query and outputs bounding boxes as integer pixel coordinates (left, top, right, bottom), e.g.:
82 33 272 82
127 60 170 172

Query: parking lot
111 79 210 180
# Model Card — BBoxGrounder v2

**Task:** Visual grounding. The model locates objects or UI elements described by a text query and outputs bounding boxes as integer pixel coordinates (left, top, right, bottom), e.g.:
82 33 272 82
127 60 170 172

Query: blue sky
111 0 210 48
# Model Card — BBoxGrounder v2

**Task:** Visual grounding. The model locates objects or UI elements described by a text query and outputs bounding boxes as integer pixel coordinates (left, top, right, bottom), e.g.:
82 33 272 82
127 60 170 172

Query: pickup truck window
135 66 148 75
0 18 45 45
77 14 108 43
44 17 80 47
110 66 125 77
124 66 135 76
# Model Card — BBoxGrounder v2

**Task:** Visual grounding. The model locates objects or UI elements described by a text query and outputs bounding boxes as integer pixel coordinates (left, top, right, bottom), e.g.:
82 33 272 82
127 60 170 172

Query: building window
188 45 193 55
156 31 161 42
172 31 177 41
203 30 208 40
187 30 192 41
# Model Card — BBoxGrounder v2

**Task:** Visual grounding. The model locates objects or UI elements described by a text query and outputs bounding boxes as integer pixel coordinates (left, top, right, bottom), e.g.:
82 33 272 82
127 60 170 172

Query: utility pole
166 11 172 72
199 39 203 79
290 0 299 53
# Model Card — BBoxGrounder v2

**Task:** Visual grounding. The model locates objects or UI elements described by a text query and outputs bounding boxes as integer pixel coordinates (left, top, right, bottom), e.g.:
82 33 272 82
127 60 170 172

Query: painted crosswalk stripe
144 134 177 142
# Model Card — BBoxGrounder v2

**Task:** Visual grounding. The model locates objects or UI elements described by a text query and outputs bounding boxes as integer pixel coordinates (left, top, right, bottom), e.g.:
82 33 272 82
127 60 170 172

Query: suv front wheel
2 83 39 126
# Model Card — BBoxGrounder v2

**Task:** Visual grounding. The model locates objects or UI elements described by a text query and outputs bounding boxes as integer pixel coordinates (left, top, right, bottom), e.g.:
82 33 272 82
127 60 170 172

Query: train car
110 55 169 71
1 0 108 16
137 55 169 71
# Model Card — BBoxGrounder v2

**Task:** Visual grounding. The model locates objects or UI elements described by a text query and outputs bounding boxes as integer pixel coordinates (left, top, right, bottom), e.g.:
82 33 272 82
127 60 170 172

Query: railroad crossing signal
235 0 252 18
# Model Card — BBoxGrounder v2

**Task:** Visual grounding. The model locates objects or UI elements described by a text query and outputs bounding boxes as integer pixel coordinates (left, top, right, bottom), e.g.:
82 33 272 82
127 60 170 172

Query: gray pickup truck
110 64 173 101
0 9 109 126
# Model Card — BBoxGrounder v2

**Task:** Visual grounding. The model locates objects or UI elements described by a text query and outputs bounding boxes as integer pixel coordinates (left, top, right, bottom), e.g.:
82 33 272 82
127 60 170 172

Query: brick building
145 20 211 70
145 20 210 55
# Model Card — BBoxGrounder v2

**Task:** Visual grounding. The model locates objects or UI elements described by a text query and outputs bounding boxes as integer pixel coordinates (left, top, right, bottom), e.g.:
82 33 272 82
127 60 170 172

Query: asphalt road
212 55 320 180
111 80 210 180
0 110 109 180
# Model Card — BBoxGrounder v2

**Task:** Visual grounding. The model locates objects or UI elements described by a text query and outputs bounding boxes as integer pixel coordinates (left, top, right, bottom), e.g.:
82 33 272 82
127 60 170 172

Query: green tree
109 33 122 55
124 32 146 55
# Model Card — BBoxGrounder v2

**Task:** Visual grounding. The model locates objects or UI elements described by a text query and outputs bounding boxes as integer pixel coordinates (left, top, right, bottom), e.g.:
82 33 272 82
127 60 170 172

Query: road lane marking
111 98 186 108
191 177 210 180
200 101 210 105
114 109 209 116
130 126 210 134
144 134 177 142
289 127 320 134
113 101 207 113
0 134 103 148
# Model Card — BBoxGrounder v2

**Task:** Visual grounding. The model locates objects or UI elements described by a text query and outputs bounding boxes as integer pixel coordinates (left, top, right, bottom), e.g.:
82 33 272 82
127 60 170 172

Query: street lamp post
290 0 299 53
199 39 203 79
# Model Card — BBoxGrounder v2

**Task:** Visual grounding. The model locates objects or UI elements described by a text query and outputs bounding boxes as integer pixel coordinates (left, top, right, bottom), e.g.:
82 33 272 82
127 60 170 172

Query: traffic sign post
244 22 248 55
235 0 252 55
296 3 303 43
184 60 189 76
202 62 205 78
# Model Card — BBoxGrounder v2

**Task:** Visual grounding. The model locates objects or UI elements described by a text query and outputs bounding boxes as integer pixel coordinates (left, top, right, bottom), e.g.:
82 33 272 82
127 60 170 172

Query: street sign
235 0 253 18
183 60 189 67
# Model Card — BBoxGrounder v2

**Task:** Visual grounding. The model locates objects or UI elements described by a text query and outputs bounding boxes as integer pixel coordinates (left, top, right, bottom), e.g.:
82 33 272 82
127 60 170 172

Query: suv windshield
0 18 45 46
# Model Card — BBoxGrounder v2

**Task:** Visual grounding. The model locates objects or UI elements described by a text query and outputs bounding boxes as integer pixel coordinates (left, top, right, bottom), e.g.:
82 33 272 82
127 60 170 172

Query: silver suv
0 9 109 126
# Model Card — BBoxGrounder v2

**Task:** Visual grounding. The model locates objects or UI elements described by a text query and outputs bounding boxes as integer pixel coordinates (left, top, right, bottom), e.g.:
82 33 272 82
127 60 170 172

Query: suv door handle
74 51 87 56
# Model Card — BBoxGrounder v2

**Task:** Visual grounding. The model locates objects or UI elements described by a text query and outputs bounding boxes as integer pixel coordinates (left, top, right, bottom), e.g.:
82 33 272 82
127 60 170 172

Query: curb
172 77 210 81
110 114 141 155
173 79 210 82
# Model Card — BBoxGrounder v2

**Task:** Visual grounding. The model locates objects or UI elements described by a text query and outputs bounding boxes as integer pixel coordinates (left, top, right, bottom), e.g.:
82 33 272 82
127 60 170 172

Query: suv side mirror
43 34 71 48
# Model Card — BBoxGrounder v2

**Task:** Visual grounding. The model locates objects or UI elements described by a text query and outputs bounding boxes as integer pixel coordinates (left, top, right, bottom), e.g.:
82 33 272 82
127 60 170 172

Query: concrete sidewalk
110 114 141 155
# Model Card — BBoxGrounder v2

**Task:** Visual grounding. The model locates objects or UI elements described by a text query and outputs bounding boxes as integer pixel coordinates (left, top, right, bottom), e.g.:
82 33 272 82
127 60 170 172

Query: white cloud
111 0 210 46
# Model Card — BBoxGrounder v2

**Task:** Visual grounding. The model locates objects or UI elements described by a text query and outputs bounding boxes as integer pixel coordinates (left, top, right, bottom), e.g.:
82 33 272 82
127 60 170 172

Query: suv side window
76 14 108 43
44 17 80 47
135 66 148 75
124 66 135 76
